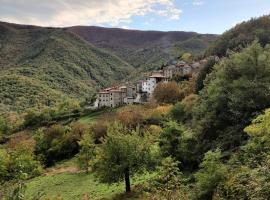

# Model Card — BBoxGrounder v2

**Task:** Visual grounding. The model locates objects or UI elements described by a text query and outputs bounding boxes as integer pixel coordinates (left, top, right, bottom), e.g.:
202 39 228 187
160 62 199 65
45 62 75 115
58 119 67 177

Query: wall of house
99 93 110 107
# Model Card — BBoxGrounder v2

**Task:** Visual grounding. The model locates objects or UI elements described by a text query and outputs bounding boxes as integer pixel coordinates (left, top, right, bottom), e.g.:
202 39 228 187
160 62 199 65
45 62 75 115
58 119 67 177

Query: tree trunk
124 168 131 193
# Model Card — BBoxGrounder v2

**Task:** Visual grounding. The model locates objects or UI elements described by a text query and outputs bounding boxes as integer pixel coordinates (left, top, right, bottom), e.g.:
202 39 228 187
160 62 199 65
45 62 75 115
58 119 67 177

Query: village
95 58 211 108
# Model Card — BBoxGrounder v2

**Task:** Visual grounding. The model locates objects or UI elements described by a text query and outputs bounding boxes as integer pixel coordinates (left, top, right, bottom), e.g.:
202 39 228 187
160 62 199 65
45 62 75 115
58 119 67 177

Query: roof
164 65 176 70
150 74 166 78
110 89 124 93
99 91 109 94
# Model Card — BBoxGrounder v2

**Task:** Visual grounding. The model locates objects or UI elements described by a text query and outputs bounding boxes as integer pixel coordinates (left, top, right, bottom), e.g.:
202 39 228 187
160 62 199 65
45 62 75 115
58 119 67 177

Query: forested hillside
0 22 133 112
206 15 270 56
68 26 217 71
1 15 270 200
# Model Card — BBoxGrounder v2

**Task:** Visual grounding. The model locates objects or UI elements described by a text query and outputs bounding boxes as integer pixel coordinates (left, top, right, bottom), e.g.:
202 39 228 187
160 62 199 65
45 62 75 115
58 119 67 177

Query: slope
68 26 217 71
0 22 134 112
206 15 270 57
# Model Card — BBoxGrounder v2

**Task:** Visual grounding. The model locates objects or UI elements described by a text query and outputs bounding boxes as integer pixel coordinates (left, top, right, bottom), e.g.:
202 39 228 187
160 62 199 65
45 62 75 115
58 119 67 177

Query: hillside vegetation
69 26 217 72
206 15 270 56
0 22 133 112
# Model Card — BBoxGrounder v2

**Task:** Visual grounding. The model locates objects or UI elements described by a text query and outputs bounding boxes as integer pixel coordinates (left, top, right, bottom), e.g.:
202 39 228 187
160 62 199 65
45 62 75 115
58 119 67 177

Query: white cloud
193 1 204 6
0 0 182 27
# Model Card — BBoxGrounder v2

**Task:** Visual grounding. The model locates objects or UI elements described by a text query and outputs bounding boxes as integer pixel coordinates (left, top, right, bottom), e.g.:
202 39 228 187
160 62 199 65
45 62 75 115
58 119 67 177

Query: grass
78 110 104 124
78 108 119 125
25 171 156 200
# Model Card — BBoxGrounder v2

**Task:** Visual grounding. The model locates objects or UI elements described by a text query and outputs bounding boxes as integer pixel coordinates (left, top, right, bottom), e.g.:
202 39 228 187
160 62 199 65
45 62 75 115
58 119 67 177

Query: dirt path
44 166 80 176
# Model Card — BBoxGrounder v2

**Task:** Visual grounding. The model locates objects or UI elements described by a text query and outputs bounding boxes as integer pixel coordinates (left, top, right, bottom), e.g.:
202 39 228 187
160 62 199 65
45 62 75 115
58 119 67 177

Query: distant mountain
0 21 216 112
0 22 133 112
68 26 217 72
206 15 270 57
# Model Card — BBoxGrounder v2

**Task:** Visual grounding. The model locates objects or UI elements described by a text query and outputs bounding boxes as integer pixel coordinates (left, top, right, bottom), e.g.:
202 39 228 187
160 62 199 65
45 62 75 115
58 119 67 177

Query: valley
1 14 270 200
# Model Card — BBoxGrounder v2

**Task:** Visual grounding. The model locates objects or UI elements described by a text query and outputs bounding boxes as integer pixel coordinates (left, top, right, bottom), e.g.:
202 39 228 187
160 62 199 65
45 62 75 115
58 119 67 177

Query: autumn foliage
153 82 182 104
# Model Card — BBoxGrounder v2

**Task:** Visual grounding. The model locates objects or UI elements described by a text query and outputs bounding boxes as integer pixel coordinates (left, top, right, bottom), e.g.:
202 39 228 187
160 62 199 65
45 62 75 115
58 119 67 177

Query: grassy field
78 108 119 125
25 171 156 200
78 110 105 124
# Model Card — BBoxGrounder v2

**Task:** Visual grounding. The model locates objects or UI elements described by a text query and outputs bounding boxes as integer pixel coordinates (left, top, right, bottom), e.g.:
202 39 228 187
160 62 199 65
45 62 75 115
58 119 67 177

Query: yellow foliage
148 125 163 136
244 108 270 142
148 105 173 118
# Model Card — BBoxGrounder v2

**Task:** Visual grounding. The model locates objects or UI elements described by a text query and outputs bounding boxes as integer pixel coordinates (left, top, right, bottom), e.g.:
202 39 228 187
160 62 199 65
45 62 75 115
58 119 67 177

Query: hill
68 26 217 71
206 15 270 56
0 22 133 112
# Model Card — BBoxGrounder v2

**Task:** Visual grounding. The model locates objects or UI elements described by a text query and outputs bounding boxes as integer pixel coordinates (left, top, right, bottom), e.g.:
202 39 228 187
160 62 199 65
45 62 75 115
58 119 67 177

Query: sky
0 0 270 34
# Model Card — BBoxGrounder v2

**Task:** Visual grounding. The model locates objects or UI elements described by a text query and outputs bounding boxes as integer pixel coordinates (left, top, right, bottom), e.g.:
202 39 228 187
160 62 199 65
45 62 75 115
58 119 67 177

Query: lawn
25 171 156 200
78 108 118 124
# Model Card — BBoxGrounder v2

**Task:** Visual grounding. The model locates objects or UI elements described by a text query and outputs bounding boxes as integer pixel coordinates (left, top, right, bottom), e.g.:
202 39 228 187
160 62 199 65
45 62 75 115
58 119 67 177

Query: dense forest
1 15 270 200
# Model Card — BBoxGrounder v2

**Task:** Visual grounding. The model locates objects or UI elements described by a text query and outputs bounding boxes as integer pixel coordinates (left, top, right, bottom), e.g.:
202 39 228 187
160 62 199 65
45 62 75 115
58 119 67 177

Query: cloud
193 1 204 6
0 0 182 27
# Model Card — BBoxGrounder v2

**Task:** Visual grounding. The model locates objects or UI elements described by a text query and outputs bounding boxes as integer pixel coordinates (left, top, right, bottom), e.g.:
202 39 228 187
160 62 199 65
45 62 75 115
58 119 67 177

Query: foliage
69 26 216 78
0 22 133 113
151 157 187 200
194 150 228 200
155 157 182 190
159 121 184 159
181 53 193 63
77 134 95 172
215 165 270 200
213 110 270 199
153 82 182 104
93 123 153 192
195 57 217 93
116 106 144 129
34 124 80 166
0 147 42 183
0 115 11 135
206 15 270 57
159 121 198 170
170 102 185 122
193 42 270 154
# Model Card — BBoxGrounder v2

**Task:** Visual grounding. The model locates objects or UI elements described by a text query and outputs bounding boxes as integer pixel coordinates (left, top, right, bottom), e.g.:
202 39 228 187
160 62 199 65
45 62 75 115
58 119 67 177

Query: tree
93 123 152 193
213 109 270 200
193 41 270 153
159 121 198 170
159 121 184 159
152 157 185 200
195 58 217 93
181 53 193 63
116 106 144 129
153 82 182 104
194 150 228 200
170 102 185 122
77 134 95 172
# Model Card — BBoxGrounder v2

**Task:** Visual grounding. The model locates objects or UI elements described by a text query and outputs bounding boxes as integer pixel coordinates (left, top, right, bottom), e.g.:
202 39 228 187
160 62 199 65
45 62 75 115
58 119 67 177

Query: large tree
193 41 270 153
153 81 182 104
93 123 153 192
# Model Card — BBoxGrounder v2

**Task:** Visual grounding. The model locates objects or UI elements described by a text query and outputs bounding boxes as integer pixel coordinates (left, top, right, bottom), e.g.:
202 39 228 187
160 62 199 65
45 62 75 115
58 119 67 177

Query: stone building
98 87 126 107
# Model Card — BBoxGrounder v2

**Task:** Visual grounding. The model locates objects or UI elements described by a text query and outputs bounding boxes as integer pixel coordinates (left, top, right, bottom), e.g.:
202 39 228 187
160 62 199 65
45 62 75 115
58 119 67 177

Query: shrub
35 124 80 166
194 150 228 200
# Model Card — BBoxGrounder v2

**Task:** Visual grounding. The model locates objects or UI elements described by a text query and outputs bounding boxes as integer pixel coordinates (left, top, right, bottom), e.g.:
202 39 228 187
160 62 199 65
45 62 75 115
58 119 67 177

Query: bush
194 150 228 200
77 133 95 172
170 102 185 122
35 124 80 166
0 147 42 183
